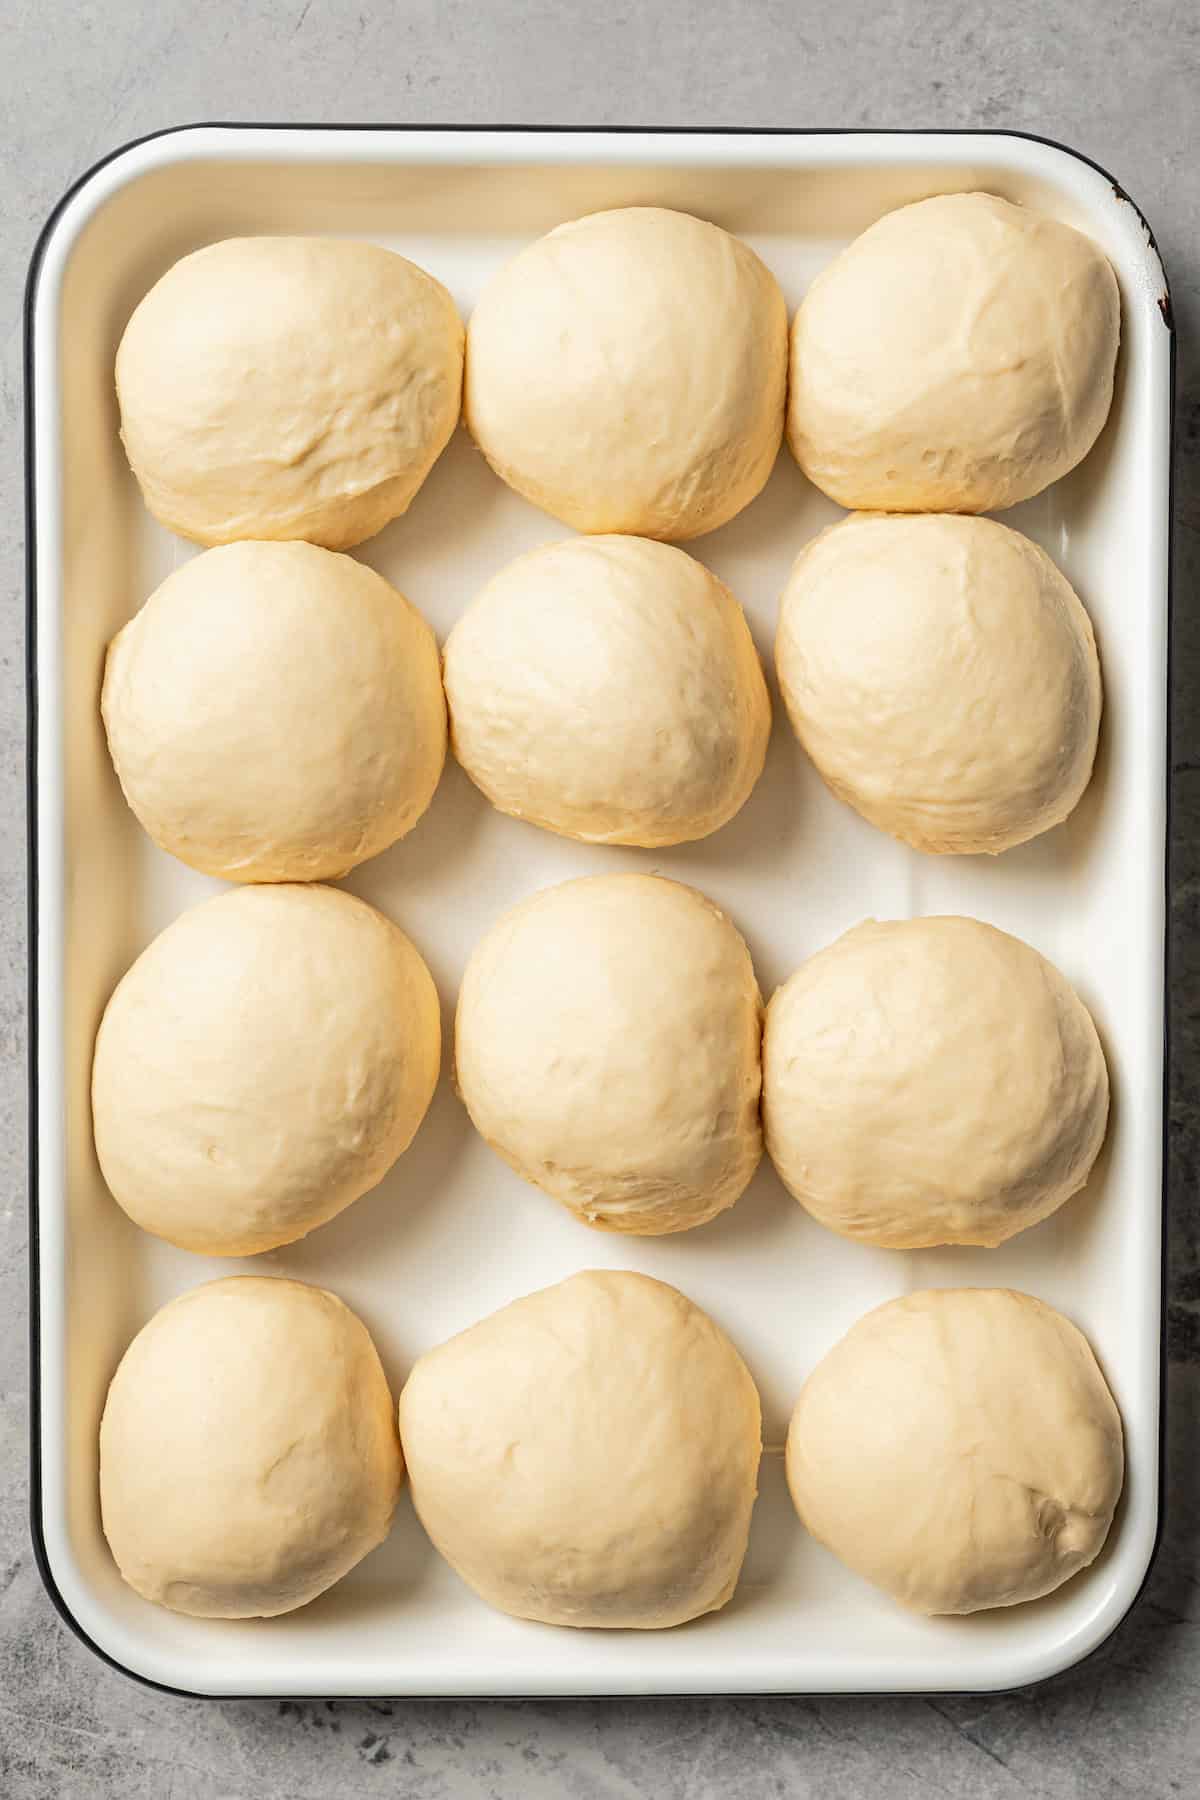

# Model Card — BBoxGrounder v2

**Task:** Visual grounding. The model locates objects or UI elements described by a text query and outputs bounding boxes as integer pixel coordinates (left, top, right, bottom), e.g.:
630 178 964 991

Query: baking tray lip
23 121 1174 1703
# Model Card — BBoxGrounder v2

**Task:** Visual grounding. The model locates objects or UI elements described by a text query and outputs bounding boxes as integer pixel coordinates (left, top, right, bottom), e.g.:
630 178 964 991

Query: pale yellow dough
100 1276 403 1618
763 917 1109 1248
775 512 1102 854
786 1288 1124 1614
787 192 1120 511
102 541 446 884
465 207 788 539
455 874 763 1234
398 1270 762 1628
443 535 771 846
116 236 464 548
92 885 440 1256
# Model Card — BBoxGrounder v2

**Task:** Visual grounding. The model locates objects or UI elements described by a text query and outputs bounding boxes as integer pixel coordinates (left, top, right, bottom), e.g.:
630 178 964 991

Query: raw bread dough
775 512 1102 854
100 1276 403 1618
116 236 464 548
443 535 771 846
102 540 446 883
786 1288 1124 1614
465 207 788 539
398 1270 761 1628
787 192 1120 511
455 874 763 1234
763 917 1109 1248
92 884 440 1256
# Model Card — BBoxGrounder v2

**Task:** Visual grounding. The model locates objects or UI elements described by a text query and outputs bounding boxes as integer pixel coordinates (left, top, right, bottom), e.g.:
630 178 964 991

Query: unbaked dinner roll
763 917 1108 1248
787 192 1120 512
786 1288 1124 1614
775 512 1101 854
455 874 763 1234
116 236 464 548
102 540 446 883
443 535 771 846
101 1277 403 1618
399 1270 761 1628
92 885 440 1256
465 207 788 539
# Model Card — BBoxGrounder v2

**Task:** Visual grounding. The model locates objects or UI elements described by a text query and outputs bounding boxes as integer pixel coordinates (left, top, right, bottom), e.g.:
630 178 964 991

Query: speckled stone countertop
2 3 1197 1795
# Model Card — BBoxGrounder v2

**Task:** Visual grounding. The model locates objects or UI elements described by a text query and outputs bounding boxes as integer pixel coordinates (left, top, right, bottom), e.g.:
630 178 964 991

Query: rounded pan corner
28 1484 205 1701
988 128 1173 326
996 1533 1166 1698
24 123 221 323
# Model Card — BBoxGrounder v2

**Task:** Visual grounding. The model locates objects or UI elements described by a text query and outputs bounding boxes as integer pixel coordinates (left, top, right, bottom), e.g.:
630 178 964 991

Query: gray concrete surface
2 1 1198 1794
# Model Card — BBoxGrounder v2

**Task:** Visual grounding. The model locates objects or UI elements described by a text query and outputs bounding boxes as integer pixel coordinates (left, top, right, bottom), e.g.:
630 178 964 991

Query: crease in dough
786 1287 1124 1614
100 1276 404 1619
763 915 1109 1249
775 511 1102 855
465 206 787 540
455 873 763 1235
398 1270 762 1628
786 191 1119 512
102 539 447 884
444 534 770 848
116 235 464 548
92 884 441 1257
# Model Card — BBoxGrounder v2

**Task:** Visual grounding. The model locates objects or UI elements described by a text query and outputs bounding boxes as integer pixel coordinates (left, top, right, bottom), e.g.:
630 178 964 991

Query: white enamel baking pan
26 126 1173 1698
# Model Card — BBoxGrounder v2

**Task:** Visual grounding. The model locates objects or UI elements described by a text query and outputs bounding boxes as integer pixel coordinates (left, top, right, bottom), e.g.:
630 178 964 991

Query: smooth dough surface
92 885 440 1256
787 192 1120 511
763 917 1109 1248
102 541 447 883
775 512 1102 854
116 236 464 548
465 207 788 540
455 874 763 1234
786 1288 1124 1614
101 1277 403 1618
443 535 771 846
399 1270 762 1628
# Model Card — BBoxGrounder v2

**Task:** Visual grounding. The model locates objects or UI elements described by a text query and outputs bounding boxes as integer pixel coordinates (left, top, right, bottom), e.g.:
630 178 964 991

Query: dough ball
763 917 1109 1248
787 192 1120 511
399 1270 761 1628
93 885 440 1256
116 236 464 548
101 1276 403 1618
102 540 446 883
775 512 1101 854
786 1288 1124 1614
443 535 771 846
455 874 763 1234
465 207 787 539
